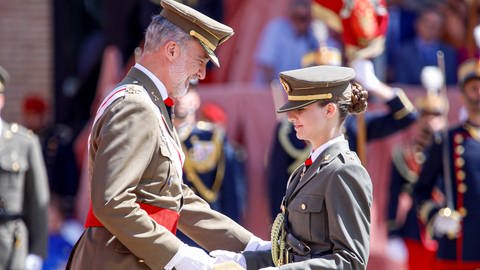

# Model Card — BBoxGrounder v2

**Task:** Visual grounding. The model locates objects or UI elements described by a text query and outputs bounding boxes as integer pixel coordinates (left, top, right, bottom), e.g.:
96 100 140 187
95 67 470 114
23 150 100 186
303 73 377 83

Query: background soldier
387 89 447 270
0 66 49 270
173 84 246 246
414 58 480 270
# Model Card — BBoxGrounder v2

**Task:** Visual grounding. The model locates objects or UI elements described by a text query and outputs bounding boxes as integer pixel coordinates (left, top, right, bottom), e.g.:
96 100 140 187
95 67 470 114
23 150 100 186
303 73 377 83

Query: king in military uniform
0 65 49 269
414 58 480 269
67 1 268 269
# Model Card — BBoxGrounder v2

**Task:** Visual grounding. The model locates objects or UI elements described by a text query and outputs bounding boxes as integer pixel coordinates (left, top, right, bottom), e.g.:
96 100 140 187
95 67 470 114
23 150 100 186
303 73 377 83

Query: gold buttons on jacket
457 170 466 181
11 123 18 133
454 134 464 144
301 203 306 210
455 145 465 155
12 162 20 172
458 183 467 193
458 207 468 217
455 157 465 167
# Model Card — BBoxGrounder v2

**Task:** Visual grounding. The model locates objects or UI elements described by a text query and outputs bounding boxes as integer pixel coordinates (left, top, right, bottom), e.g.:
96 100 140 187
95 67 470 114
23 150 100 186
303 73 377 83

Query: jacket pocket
289 194 326 241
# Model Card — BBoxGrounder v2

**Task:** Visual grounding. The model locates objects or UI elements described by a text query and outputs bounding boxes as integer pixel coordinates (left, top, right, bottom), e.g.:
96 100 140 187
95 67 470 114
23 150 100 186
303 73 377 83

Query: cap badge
280 79 291 94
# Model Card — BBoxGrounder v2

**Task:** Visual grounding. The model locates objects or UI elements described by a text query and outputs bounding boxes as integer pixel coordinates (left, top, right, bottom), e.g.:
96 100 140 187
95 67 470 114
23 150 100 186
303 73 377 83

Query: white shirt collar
134 63 169 101
310 135 345 163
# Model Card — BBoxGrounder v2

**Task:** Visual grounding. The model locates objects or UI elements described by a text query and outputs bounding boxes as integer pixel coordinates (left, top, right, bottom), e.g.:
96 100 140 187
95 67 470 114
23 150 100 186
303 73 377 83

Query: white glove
165 244 215 270
259 267 279 270
386 237 407 262
350 59 382 91
433 209 461 238
25 254 43 270
210 250 246 269
244 235 272 251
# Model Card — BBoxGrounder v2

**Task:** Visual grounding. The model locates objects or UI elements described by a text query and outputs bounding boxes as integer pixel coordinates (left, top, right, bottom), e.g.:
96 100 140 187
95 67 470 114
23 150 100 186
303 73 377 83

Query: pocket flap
291 195 324 213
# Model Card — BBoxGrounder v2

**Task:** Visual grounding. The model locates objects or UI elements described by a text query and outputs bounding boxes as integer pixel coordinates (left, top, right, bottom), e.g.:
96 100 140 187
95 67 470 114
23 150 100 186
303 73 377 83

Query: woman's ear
325 103 337 118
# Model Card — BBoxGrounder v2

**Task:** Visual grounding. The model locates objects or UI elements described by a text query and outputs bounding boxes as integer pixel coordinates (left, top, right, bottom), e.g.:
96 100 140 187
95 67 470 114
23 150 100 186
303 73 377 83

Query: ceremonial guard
174 88 245 222
387 90 447 270
0 66 49 269
413 58 480 269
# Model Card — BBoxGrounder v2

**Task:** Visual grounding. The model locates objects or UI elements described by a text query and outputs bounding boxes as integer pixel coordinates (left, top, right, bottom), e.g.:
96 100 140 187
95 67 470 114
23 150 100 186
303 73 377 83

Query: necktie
301 156 312 179
304 156 312 167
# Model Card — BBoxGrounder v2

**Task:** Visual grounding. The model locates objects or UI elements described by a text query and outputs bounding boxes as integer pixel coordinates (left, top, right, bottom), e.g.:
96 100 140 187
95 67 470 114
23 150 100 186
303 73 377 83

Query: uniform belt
84 202 179 234
0 213 22 223
290 251 332 263
286 233 311 256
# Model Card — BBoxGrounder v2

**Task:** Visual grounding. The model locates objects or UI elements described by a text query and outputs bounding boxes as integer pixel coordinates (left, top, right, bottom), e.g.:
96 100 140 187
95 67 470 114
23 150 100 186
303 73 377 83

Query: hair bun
348 81 368 114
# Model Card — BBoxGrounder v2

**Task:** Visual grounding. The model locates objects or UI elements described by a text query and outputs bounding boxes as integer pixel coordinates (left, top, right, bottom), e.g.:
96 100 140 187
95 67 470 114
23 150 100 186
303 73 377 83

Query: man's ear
165 41 179 61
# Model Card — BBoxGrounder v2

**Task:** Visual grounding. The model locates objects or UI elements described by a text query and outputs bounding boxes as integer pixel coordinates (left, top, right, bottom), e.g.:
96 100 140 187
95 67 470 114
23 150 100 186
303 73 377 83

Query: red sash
84 202 179 234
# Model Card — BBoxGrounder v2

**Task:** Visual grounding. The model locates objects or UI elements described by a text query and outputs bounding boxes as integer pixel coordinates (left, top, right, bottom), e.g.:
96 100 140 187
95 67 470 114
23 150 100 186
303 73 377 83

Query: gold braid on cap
190 30 217 51
288 93 333 101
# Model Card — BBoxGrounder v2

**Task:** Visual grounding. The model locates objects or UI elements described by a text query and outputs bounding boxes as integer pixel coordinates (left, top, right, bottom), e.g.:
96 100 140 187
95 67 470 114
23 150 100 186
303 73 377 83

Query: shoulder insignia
344 151 357 161
183 131 223 173
391 145 420 183
125 84 144 94
182 128 226 203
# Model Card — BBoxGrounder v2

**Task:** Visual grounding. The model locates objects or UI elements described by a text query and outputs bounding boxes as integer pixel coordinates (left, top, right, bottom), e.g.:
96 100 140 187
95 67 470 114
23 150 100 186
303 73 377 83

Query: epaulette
124 84 144 95
182 122 226 202
391 145 421 184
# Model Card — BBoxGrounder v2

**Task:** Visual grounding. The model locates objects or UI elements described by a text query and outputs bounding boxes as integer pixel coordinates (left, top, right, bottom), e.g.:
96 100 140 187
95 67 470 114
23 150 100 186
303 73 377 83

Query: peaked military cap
458 58 480 88
277 65 355 113
160 0 234 67
0 65 9 93
415 93 447 115
301 46 342 67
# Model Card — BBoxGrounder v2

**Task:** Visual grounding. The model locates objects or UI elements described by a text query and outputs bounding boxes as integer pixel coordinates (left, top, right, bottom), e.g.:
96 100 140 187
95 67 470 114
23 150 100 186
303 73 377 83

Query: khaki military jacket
0 121 49 269
245 140 372 270
68 67 251 270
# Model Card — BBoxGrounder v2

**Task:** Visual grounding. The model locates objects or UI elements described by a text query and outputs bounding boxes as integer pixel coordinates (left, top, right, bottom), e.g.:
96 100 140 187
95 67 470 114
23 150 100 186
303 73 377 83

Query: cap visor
198 41 220 67
277 100 318 113
461 74 480 87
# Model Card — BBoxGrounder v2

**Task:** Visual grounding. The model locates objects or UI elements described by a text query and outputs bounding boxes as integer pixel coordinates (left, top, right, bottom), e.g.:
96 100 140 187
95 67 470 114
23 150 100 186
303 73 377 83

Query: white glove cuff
164 243 188 270
25 254 43 270
244 235 271 251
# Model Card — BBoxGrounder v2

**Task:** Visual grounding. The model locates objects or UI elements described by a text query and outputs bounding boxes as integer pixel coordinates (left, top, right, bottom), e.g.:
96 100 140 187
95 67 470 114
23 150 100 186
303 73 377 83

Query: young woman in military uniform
212 65 372 270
